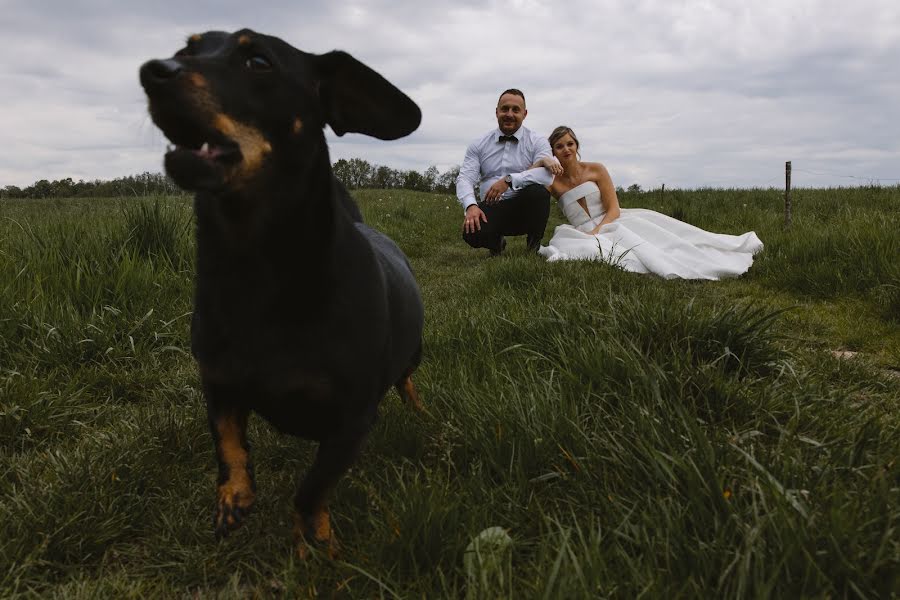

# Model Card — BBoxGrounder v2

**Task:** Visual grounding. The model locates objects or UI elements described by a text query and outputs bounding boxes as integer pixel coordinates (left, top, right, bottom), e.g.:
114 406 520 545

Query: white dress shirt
455 125 556 210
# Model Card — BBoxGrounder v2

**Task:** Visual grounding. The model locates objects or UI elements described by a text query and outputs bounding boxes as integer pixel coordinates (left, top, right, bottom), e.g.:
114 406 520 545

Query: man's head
496 89 527 135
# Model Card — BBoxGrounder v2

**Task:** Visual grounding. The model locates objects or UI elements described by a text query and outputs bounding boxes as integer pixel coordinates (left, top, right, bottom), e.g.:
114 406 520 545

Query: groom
456 89 559 256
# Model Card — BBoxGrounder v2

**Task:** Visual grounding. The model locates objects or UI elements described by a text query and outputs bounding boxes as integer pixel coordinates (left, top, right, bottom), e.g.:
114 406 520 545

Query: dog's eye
245 56 272 71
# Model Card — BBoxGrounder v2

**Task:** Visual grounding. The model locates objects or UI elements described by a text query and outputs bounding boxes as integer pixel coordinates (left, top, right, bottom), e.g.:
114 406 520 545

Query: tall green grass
1 188 898 597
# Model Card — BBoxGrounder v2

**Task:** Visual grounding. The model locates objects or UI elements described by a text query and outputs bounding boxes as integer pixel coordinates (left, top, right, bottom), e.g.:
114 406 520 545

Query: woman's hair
548 125 580 158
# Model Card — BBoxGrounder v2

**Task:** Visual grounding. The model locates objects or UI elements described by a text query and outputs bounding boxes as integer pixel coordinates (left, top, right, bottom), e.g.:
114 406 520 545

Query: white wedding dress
538 182 764 280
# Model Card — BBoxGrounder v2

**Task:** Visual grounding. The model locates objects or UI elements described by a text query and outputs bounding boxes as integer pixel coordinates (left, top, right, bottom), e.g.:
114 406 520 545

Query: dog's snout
140 59 183 88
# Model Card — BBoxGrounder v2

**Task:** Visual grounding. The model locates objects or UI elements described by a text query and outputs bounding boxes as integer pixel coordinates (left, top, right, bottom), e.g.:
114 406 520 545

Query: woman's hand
590 209 621 235
530 157 564 176
541 156 564 176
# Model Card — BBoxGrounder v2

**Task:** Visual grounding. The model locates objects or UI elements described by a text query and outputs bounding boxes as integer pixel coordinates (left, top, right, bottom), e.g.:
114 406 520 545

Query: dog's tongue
194 142 224 159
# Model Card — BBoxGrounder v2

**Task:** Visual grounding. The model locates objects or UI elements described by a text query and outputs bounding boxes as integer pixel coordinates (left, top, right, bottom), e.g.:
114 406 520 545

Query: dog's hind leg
207 399 256 538
394 343 423 411
395 372 423 412
292 429 366 559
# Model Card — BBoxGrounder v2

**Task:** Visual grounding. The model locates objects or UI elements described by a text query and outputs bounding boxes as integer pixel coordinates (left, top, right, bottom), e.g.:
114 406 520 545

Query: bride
535 126 763 280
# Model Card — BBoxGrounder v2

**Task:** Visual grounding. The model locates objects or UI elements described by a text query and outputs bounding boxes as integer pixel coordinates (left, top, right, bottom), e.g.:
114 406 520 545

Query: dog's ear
315 51 421 140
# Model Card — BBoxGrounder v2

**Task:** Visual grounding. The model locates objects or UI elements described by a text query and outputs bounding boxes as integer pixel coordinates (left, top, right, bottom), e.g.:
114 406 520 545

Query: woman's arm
588 163 621 233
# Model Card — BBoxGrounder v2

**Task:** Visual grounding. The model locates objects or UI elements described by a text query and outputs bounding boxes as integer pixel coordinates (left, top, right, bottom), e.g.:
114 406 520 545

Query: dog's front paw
214 483 256 538
293 507 339 560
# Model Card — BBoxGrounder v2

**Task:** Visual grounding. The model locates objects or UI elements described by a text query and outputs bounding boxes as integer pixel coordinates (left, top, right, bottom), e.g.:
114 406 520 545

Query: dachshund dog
140 29 423 558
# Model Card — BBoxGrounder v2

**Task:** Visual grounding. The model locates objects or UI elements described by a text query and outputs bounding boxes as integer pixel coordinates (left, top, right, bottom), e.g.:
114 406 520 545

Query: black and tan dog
139 29 423 557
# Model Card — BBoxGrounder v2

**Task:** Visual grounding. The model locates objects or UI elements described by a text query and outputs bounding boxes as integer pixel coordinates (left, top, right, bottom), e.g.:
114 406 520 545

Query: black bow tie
498 135 518 143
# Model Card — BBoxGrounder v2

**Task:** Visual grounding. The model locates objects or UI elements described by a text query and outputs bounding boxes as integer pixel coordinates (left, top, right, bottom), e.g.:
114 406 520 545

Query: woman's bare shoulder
583 161 610 173
583 162 613 185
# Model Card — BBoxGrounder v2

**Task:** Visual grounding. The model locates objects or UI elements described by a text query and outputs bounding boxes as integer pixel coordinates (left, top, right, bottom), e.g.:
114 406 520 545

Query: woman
535 126 763 280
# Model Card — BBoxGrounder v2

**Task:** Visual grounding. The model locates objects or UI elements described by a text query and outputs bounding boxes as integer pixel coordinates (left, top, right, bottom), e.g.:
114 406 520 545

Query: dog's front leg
292 428 366 559
206 395 256 538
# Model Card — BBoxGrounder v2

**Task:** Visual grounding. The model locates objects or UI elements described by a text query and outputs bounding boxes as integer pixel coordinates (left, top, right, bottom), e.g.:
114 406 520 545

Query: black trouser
462 184 551 252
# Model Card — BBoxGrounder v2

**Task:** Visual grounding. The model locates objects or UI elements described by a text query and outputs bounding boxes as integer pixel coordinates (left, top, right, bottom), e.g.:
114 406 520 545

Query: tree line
0 160 646 200
0 172 182 200
0 160 463 200
332 160 633 194
332 159 460 193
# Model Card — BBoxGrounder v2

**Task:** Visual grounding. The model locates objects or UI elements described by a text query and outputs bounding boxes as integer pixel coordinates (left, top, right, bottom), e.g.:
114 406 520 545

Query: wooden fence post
784 161 792 227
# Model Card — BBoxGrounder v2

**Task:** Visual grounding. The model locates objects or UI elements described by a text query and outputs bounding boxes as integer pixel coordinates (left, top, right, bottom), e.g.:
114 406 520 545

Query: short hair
549 125 580 158
497 89 526 107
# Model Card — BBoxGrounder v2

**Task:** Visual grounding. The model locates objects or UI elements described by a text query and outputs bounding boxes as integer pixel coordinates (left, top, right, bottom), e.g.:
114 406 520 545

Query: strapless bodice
558 181 604 232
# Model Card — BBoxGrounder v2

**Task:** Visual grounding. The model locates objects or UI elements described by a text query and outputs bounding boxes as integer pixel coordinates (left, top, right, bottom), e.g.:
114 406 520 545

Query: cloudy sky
2 0 898 190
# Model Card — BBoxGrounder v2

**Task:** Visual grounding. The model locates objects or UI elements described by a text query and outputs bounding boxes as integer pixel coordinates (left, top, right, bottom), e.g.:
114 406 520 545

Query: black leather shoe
489 237 507 257
526 235 541 253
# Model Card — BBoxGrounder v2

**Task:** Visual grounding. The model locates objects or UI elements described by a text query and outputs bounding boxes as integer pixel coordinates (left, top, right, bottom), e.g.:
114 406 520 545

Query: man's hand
483 178 510 204
463 205 488 234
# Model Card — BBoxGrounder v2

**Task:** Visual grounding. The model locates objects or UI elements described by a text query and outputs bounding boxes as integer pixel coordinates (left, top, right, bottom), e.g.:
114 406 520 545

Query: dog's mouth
158 126 245 191
164 136 242 167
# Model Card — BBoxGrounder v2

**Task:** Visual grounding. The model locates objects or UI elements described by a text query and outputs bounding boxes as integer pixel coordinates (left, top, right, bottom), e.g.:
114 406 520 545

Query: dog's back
356 221 423 382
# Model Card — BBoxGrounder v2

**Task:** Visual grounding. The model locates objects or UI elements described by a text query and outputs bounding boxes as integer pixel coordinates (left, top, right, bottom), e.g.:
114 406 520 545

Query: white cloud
1 0 899 189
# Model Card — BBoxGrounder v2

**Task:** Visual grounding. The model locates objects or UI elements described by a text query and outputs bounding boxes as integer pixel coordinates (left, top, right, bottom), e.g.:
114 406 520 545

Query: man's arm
508 134 556 188
455 144 481 211
532 135 553 162
483 166 555 203
510 165 557 189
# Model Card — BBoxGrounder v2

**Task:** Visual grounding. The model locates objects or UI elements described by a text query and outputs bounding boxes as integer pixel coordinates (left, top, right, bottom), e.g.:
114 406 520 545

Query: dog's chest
202 363 350 440
250 373 360 440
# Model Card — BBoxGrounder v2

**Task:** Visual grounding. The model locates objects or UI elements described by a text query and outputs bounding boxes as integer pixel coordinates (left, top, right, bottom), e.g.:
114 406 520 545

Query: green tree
402 170 423 191
421 166 439 192
1 185 23 198
372 165 399 189
437 166 460 193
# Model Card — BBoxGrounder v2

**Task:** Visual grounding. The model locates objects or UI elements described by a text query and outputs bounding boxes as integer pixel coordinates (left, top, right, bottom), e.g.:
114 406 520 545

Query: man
456 89 561 256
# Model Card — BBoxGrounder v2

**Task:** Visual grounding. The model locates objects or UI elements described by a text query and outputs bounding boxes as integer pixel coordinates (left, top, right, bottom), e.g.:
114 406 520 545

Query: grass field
1 186 898 598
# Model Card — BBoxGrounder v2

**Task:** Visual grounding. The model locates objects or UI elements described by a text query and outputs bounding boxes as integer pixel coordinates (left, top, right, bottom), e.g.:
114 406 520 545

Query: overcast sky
2 0 898 190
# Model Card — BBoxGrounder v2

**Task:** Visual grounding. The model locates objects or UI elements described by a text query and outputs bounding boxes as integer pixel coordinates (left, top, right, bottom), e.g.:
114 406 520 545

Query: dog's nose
140 59 183 88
